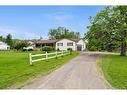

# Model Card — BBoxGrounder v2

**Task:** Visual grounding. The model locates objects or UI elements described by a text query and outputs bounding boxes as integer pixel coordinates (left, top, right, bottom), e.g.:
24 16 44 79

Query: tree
5 34 13 47
112 6 127 56
48 27 80 40
13 40 29 50
0 36 6 42
39 36 43 40
85 6 127 56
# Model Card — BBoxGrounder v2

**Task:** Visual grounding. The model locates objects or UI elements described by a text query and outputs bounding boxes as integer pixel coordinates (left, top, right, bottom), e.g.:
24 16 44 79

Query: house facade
0 41 10 50
56 39 86 51
29 38 86 51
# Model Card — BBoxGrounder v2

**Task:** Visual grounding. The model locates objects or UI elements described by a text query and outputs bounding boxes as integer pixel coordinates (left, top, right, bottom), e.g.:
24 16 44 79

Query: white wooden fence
29 51 70 65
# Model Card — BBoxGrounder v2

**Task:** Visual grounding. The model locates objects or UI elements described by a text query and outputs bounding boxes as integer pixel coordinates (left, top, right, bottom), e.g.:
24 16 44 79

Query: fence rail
29 51 70 65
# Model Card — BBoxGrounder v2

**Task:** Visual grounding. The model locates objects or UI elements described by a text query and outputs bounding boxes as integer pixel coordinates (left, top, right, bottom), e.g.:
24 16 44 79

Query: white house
56 39 86 51
0 41 10 50
29 38 86 51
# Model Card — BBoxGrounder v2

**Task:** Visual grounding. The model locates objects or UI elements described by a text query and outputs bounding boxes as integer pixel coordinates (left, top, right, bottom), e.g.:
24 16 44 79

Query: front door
77 45 82 51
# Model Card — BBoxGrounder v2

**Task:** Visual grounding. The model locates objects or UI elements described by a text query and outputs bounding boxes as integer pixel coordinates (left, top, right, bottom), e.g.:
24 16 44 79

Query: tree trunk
120 41 126 56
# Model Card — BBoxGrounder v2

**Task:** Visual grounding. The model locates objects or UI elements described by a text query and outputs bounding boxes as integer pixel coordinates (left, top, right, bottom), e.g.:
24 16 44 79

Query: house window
57 43 63 46
67 42 73 46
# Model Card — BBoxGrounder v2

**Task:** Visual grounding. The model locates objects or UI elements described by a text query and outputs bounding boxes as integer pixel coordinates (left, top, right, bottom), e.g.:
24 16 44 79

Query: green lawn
0 51 78 89
98 54 127 89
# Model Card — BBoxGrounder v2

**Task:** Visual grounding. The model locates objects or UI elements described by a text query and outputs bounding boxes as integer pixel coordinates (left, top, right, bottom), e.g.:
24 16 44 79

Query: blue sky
0 6 105 39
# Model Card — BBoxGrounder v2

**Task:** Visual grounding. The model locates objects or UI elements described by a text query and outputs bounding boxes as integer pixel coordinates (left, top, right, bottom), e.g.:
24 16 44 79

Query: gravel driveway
22 53 111 89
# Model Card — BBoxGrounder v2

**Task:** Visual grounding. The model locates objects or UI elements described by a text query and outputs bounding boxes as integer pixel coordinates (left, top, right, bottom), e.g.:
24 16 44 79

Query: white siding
76 40 86 51
0 41 10 50
56 39 76 51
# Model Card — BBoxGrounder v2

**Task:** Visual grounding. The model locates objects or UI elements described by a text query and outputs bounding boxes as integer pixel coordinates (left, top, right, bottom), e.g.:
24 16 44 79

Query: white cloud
0 26 41 39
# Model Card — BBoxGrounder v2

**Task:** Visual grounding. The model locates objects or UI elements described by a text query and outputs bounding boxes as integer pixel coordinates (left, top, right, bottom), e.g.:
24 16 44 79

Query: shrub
41 46 54 52
28 48 33 51
52 47 55 51
67 48 73 55
88 46 98 51
22 48 27 51
57 48 60 51
67 48 73 51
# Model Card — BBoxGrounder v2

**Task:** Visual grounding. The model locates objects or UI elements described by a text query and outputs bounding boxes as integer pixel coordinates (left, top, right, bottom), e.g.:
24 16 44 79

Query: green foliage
48 27 80 40
85 6 127 55
0 34 30 51
67 48 73 52
28 49 33 51
87 45 98 51
57 48 60 51
5 34 13 47
0 36 6 42
67 48 73 54
13 40 29 50
41 46 55 52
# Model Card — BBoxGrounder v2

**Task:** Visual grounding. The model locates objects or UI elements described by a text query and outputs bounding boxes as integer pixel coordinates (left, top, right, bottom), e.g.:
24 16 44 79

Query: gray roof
56 38 81 43
30 38 82 44
33 40 57 44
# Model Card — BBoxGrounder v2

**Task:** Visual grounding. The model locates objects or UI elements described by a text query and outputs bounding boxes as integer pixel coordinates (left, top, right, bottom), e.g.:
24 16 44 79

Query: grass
98 54 127 89
0 50 78 89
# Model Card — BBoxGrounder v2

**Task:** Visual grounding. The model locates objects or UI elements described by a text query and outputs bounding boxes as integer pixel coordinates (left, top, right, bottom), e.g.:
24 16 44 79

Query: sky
0 6 105 40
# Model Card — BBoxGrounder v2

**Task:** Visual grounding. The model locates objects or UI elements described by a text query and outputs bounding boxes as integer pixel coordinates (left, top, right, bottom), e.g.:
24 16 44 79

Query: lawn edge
96 55 113 89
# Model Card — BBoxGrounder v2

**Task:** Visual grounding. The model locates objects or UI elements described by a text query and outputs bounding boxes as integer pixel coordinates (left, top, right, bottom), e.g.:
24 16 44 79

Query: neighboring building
29 38 86 51
0 41 10 50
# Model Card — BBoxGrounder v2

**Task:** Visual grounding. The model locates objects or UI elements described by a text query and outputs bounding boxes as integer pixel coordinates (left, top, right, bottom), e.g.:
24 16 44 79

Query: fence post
69 50 71 55
62 50 63 57
29 53 32 65
66 51 68 55
56 51 57 59
46 52 48 61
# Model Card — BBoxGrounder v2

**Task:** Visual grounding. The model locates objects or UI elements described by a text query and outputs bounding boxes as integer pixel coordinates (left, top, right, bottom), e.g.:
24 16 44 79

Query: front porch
33 40 57 49
35 43 55 48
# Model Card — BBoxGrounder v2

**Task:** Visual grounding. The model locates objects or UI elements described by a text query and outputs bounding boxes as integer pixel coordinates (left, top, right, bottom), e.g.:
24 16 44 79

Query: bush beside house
41 46 55 52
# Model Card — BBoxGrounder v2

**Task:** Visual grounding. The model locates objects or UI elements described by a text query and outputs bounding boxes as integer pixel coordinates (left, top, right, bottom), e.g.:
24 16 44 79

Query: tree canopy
85 6 127 56
5 34 13 47
12 40 29 50
0 36 6 42
0 34 29 50
48 27 80 40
